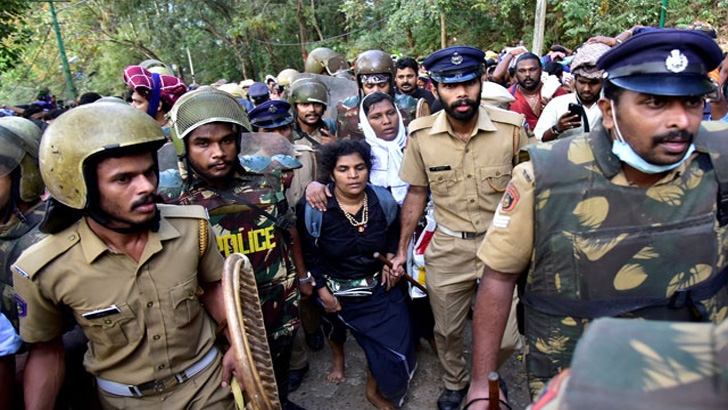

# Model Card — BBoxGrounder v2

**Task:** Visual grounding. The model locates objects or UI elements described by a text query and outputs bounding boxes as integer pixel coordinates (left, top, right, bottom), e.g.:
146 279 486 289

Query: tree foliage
1 0 727 103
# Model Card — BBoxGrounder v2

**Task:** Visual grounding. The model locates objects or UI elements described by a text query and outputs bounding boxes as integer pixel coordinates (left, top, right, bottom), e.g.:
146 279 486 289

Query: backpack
304 183 398 245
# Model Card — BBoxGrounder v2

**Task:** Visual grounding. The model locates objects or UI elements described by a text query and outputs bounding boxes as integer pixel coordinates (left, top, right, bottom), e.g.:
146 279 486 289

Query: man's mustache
131 194 159 210
652 130 693 146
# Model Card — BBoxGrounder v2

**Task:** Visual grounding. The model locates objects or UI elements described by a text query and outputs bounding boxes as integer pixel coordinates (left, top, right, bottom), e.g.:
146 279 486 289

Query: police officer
249 82 271 107
249 99 316 208
161 89 308 410
304 47 350 78
0 117 44 409
13 102 237 409
468 29 728 407
276 69 300 100
337 50 422 141
289 77 337 147
389 46 527 410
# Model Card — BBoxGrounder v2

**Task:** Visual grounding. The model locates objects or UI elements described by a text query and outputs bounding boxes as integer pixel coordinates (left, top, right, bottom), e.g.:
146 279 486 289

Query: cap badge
451 52 463 65
665 49 688 73
268 105 278 113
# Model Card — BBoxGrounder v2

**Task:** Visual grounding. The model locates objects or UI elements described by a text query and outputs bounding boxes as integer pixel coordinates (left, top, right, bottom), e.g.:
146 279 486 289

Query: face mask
609 100 695 174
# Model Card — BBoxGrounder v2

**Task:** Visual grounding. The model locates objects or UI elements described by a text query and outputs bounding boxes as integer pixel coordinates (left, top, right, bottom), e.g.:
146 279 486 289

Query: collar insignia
451 52 463 65
665 49 688 73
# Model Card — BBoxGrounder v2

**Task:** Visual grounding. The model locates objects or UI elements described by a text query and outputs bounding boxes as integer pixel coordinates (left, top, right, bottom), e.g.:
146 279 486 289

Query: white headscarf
359 93 408 204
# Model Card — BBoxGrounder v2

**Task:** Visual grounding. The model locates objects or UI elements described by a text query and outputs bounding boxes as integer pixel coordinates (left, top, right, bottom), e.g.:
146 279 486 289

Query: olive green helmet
169 88 251 156
355 50 396 78
288 77 329 107
305 47 349 76
277 68 300 88
40 102 166 209
0 117 43 203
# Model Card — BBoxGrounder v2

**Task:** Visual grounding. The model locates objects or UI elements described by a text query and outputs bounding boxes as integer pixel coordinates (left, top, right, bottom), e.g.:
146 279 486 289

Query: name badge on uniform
82 305 121 320
429 165 452 172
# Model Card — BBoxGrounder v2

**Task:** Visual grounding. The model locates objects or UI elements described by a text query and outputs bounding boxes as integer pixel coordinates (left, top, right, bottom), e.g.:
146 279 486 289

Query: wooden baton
373 252 429 295
488 371 500 410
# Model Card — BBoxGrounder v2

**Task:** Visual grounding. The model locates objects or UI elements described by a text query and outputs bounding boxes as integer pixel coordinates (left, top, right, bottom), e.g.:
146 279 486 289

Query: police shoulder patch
501 184 520 212
13 228 80 280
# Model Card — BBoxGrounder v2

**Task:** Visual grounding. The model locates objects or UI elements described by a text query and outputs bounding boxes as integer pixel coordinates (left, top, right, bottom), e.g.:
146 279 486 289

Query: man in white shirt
534 43 611 142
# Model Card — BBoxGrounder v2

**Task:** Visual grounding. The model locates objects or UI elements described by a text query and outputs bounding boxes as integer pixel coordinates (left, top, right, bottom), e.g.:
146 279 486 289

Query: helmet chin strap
86 205 161 234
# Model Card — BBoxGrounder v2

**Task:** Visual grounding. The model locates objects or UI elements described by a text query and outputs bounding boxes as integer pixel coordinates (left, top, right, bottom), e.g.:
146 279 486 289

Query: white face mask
609 100 695 174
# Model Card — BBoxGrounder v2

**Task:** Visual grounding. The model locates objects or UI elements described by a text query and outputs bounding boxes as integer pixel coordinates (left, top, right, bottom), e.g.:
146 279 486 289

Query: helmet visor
0 127 25 177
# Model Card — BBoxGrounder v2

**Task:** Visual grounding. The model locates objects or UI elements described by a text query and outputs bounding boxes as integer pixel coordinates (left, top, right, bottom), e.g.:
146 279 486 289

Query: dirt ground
289 319 530 410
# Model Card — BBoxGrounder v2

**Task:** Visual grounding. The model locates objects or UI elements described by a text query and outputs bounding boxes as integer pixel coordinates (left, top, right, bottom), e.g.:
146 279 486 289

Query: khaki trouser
425 230 522 390
97 351 234 410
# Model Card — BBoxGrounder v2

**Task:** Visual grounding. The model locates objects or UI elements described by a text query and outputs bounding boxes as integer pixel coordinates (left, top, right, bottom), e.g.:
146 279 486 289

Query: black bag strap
522 264 728 321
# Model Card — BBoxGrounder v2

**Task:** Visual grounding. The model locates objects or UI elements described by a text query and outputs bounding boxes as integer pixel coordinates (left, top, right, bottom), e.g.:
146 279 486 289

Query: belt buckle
153 380 167 393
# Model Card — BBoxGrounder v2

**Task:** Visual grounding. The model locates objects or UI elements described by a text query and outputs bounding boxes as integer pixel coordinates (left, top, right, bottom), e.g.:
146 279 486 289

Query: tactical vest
164 169 299 343
522 124 728 393
0 204 45 330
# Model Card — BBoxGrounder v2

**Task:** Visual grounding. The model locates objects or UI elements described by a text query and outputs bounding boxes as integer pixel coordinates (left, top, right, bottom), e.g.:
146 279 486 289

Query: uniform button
495 171 501 176
469 199 475 203
465 148 470 153
153 335 161 340
467 174 472 178
147 302 153 308
188 290 195 296
103 319 112 324
67 234 75 241
438 176 443 181
158 364 165 370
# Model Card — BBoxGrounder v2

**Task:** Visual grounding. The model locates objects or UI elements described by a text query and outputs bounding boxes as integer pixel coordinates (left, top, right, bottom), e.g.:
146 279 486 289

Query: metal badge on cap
268 105 278 113
451 52 463 65
665 49 688 73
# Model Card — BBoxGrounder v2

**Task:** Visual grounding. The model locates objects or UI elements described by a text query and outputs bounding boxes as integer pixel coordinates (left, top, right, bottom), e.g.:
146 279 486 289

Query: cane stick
373 252 428 295
487 372 500 410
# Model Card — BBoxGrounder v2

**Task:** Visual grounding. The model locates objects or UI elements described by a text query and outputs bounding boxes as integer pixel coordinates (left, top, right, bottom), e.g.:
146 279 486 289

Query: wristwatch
298 271 314 284
551 125 561 135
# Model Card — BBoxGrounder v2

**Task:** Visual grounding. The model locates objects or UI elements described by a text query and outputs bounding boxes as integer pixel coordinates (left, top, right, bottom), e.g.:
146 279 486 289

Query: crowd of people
1 20 728 410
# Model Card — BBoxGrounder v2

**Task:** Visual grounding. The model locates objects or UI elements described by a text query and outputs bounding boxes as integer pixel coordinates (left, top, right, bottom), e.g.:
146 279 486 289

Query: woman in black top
297 140 416 409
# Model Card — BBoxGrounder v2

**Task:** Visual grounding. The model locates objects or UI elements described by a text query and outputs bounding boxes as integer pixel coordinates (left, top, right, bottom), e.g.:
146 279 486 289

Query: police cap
249 100 294 129
423 46 484 84
597 29 722 96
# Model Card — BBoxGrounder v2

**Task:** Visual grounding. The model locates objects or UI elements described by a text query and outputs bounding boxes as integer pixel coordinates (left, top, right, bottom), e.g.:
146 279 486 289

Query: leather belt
437 224 486 240
96 347 218 397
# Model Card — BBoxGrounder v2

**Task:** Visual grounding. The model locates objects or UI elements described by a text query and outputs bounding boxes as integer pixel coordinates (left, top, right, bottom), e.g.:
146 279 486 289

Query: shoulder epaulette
407 114 437 135
158 204 209 220
483 105 525 127
12 225 80 280
294 143 315 153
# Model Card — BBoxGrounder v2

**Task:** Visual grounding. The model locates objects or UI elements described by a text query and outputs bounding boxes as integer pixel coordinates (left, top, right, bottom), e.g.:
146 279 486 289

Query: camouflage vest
522 124 728 394
160 168 299 342
336 93 417 141
0 203 46 330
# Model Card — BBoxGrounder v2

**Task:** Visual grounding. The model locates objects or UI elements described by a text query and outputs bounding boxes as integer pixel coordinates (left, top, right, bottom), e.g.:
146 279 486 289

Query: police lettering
217 226 276 256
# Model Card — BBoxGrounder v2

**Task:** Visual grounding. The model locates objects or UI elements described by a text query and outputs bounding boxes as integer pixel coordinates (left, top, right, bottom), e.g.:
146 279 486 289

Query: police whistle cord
372 252 428 295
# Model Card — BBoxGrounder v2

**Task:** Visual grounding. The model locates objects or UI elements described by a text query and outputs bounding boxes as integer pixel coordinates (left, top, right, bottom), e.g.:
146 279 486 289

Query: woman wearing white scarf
359 92 409 204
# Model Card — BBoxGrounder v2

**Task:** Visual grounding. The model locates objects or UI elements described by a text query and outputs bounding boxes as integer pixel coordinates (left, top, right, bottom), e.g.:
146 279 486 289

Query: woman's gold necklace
336 192 368 233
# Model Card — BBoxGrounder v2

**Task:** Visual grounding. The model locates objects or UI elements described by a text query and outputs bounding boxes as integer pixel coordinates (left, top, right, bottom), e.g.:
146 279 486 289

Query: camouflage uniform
336 93 417 141
0 203 45 332
530 318 728 410
159 167 300 348
482 123 728 396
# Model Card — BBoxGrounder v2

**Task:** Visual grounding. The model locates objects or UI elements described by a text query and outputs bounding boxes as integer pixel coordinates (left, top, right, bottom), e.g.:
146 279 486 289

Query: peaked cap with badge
597 28 722 96
423 46 484 84
249 100 294 129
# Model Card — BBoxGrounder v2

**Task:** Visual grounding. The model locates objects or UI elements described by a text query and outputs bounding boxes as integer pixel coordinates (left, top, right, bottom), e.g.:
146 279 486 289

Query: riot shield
292 73 357 122
239 132 302 173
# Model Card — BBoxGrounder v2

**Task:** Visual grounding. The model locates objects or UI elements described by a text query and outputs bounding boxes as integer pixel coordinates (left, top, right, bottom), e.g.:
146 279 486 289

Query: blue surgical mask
609 100 695 174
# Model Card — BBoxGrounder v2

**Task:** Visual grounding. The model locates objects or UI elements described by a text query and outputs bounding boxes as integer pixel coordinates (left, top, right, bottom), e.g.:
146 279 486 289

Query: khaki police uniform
12 204 232 409
399 105 527 390
288 137 317 207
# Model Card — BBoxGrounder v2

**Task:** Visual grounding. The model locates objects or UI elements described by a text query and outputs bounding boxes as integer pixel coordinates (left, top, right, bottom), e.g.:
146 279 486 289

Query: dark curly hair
317 140 372 183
